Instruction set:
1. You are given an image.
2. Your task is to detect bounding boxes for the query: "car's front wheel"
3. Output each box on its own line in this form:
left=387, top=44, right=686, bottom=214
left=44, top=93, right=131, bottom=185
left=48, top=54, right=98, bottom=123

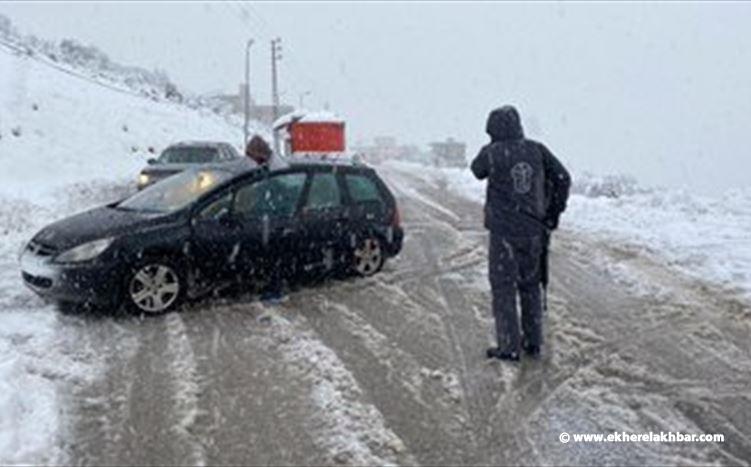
left=352, top=236, right=384, bottom=277
left=125, top=259, right=185, bottom=315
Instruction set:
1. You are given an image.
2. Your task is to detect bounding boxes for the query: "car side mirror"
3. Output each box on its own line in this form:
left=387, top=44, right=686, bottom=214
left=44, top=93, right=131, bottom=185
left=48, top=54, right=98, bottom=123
left=147, top=158, right=158, bottom=165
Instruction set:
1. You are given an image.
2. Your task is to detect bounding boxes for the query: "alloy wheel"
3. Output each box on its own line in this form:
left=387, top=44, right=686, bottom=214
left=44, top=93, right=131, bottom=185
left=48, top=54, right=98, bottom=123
left=354, top=238, right=383, bottom=277
left=128, top=264, right=180, bottom=313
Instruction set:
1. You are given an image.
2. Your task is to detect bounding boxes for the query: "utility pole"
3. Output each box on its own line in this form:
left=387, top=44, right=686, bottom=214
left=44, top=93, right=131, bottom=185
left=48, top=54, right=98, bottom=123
left=243, top=39, right=254, bottom=147
left=271, top=38, right=282, bottom=119
left=270, top=37, right=282, bottom=155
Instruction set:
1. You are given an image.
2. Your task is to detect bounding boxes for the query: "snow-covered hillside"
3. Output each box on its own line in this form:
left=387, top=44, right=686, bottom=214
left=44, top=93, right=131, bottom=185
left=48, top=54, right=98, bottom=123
left=0, top=44, right=261, bottom=463
left=383, top=161, right=751, bottom=302
left=0, top=45, right=265, bottom=201
left=0, top=14, right=184, bottom=103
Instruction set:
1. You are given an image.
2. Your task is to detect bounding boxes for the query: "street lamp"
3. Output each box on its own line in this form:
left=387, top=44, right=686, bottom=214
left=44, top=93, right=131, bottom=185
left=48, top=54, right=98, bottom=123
left=243, top=38, right=255, bottom=147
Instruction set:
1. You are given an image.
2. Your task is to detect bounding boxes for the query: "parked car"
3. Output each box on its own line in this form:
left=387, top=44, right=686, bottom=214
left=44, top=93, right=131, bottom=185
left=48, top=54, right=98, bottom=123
left=20, top=159, right=403, bottom=314
left=137, top=141, right=241, bottom=189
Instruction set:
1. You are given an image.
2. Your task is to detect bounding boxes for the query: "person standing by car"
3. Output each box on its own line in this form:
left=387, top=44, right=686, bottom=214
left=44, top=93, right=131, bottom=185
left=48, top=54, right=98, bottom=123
left=471, top=105, right=571, bottom=362
left=245, top=135, right=273, bottom=166
left=244, top=134, right=286, bottom=302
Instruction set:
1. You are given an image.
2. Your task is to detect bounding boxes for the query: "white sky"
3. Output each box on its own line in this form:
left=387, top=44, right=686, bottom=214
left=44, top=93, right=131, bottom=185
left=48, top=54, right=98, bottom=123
left=2, top=1, right=751, bottom=194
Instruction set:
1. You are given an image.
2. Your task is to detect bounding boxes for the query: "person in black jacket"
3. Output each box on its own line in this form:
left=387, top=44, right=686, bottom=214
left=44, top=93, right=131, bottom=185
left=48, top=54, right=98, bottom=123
left=471, top=106, right=571, bottom=361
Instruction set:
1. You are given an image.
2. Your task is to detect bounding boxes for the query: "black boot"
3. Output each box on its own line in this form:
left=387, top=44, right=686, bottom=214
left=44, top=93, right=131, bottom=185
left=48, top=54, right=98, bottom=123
left=486, top=347, right=520, bottom=362
left=523, top=343, right=541, bottom=359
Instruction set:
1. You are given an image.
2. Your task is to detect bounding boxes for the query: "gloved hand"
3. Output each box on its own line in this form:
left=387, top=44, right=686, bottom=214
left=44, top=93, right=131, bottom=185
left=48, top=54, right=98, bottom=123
left=544, top=215, right=559, bottom=231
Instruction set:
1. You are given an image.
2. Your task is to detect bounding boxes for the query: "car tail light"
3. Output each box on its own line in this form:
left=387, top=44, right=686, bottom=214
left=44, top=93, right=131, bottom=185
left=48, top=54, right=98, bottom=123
left=392, top=207, right=401, bottom=228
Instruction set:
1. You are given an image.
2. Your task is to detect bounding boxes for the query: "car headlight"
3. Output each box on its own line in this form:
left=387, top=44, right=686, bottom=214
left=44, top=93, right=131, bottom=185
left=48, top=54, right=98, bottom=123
left=54, top=237, right=114, bottom=264
left=138, top=173, right=150, bottom=186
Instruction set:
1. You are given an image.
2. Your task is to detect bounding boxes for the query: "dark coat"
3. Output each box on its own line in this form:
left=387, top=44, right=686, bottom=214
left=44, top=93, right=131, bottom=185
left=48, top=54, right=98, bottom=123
left=471, top=106, right=571, bottom=236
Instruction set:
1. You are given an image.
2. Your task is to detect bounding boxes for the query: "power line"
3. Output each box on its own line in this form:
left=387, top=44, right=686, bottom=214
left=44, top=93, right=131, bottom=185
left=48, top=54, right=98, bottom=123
left=236, top=2, right=324, bottom=107
left=227, top=2, right=266, bottom=38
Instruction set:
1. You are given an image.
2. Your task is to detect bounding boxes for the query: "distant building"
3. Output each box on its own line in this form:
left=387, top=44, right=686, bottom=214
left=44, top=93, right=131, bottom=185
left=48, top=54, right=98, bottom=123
left=208, top=84, right=293, bottom=126
left=429, top=138, right=467, bottom=167
left=352, top=136, right=426, bottom=164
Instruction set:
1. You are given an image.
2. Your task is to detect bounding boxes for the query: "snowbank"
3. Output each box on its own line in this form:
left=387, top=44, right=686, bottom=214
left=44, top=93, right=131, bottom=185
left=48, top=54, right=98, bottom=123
left=567, top=187, right=751, bottom=299
left=0, top=311, right=58, bottom=464
left=382, top=160, right=751, bottom=300
left=0, top=194, right=102, bottom=465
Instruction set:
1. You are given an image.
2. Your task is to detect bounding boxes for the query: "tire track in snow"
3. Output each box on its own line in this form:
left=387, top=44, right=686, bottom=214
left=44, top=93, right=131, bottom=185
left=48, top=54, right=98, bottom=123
left=330, top=300, right=465, bottom=410
left=164, top=313, right=206, bottom=466
left=60, top=316, right=144, bottom=464
left=260, top=309, right=416, bottom=466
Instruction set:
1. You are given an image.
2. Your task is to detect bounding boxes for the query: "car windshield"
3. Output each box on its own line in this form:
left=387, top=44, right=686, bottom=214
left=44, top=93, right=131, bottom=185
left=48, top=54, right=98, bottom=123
left=159, top=146, right=220, bottom=164
left=118, top=169, right=233, bottom=213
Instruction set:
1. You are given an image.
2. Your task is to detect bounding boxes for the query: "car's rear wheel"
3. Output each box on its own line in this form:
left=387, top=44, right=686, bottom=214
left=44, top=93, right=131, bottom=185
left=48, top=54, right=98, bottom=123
left=352, top=236, right=384, bottom=277
left=125, top=259, right=185, bottom=315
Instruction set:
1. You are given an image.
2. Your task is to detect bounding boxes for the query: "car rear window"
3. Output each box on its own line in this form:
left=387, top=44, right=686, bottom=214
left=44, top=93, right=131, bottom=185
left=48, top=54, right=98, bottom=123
left=345, top=173, right=383, bottom=203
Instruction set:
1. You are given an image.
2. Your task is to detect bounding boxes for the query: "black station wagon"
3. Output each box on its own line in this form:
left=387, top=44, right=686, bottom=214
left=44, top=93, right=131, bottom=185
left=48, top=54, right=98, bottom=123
left=20, top=159, right=403, bottom=314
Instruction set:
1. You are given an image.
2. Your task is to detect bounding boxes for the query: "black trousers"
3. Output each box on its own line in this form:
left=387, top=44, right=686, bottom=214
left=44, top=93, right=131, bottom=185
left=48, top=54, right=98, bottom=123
left=488, top=233, right=544, bottom=353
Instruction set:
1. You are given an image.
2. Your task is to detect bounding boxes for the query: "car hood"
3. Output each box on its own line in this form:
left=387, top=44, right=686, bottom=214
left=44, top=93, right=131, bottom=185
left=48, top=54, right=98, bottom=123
left=32, top=205, right=174, bottom=251
left=141, top=163, right=207, bottom=176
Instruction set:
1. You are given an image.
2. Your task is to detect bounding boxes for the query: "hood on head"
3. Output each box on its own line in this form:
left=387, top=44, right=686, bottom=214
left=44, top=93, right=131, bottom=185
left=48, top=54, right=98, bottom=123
left=245, top=135, right=272, bottom=164
left=486, top=106, right=524, bottom=142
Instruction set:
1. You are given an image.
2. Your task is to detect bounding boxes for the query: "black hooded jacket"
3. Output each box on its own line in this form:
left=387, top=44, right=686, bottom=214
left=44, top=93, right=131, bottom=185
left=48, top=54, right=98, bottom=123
left=471, top=106, right=571, bottom=236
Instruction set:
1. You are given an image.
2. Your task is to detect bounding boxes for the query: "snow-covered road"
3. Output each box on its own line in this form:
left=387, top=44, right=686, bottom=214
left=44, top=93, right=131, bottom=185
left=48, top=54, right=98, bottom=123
left=2, top=164, right=749, bottom=465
